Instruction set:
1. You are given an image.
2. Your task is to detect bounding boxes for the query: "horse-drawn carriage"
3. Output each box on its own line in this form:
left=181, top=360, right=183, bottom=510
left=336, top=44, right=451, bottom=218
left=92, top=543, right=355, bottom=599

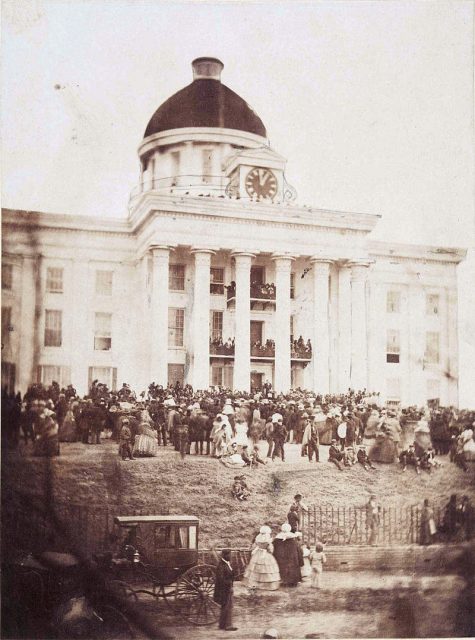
left=98, top=514, right=220, bottom=626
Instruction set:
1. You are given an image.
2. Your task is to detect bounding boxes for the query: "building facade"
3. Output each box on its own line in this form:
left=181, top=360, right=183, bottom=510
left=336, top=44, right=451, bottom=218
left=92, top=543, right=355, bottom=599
left=1, top=58, right=465, bottom=405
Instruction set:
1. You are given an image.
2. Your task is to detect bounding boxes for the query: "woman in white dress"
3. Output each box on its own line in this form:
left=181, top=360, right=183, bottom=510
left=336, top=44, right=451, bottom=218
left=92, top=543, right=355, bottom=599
left=243, top=526, right=281, bottom=590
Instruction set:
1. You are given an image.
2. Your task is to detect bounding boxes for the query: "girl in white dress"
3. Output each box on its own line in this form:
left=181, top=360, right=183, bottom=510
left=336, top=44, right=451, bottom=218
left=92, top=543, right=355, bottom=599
left=309, top=542, right=326, bottom=589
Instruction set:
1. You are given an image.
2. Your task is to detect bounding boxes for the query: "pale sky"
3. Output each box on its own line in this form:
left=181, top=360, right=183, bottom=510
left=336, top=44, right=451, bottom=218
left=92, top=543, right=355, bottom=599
left=2, top=0, right=474, bottom=403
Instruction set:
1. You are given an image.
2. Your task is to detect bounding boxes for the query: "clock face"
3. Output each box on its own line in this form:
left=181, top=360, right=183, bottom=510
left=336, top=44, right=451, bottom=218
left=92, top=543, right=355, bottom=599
left=245, top=167, right=278, bottom=200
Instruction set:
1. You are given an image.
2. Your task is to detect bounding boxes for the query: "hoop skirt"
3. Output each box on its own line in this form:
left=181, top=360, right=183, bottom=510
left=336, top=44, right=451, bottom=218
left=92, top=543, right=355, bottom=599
left=133, top=424, right=158, bottom=457
left=243, top=542, right=280, bottom=590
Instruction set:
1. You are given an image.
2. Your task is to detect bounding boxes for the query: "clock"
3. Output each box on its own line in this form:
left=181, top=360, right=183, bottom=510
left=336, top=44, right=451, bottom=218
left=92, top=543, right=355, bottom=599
left=245, top=167, right=278, bottom=200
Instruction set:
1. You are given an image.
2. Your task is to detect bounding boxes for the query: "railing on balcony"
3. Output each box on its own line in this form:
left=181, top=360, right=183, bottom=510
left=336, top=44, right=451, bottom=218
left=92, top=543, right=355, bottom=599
left=210, top=340, right=235, bottom=357
left=251, top=341, right=275, bottom=358
left=291, top=338, right=312, bottom=361
left=209, top=338, right=313, bottom=361
left=226, top=283, right=276, bottom=301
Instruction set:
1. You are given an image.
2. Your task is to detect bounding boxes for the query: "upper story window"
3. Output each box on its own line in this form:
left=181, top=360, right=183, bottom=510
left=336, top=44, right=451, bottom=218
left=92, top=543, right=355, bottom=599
left=425, top=331, right=440, bottom=364
left=387, top=290, right=400, bottom=313
left=95, top=270, right=113, bottom=296
left=2, top=264, right=12, bottom=291
left=2, top=307, right=12, bottom=348
left=169, top=264, right=185, bottom=291
left=168, top=308, right=184, bottom=347
left=202, top=149, right=213, bottom=184
left=211, top=311, right=223, bottom=342
left=44, top=310, right=62, bottom=347
left=210, top=267, right=224, bottom=295
left=386, top=329, right=400, bottom=363
left=46, top=267, right=64, bottom=293
left=171, top=151, right=180, bottom=185
left=94, top=312, right=112, bottom=351
left=290, top=273, right=295, bottom=299
left=426, top=294, right=439, bottom=316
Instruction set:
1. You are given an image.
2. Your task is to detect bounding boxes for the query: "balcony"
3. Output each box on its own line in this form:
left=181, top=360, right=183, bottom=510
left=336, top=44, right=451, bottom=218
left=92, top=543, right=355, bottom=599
left=209, top=338, right=313, bottom=365
left=226, top=282, right=276, bottom=310
left=210, top=340, right=235, bottom=359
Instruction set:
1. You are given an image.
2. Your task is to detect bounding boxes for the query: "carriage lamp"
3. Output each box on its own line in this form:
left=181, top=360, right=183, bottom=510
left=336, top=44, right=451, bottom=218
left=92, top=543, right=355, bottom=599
left=133, top=549, right=140, bottom=563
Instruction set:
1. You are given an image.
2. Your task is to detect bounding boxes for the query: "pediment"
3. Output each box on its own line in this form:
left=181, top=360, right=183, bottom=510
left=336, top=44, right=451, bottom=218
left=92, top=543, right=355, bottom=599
left=224, top=145, right=287, bottom=175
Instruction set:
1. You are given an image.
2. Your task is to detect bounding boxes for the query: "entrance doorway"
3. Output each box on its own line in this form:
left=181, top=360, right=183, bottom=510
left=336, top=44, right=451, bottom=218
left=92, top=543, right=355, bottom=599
left=251, top=266, right=265, bottom=285
left=251, top=372, right=264, bottom=391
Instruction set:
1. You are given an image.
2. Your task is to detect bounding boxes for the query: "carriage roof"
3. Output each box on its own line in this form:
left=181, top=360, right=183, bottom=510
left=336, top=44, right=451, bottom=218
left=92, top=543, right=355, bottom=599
left=114, top=515, right=199, bottom=526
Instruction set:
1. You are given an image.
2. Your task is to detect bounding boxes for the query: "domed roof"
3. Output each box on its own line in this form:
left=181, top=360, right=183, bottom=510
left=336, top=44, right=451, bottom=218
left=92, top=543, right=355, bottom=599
left=143, top=58, right=267, bottom=139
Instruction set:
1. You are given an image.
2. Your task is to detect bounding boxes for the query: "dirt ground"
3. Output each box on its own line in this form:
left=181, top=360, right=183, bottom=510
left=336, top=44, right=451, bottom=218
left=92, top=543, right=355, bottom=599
left=129, top=571, right=466, bottom=639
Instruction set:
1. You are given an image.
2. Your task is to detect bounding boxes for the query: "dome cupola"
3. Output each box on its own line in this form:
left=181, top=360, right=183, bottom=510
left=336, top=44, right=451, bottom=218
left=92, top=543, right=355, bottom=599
left=143, top=57, right=267, bottom=139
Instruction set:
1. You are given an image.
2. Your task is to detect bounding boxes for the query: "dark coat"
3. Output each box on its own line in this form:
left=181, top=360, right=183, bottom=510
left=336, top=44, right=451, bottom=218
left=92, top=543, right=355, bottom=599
left=273, top=537, right=302, bottom=585
left=213, top=558, right=234, bottom=605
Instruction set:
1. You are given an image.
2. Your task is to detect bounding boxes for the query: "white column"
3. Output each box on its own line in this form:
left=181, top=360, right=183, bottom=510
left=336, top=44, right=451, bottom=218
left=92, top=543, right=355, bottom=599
left=338, top=262, right=352, bottom=392
left=349, top=260, right=371, bottom=391
left=446, top=285, right=459, bottom=407
left=18, top=255, right=38, bottom=393
left=191, top=248, right=215, bottom=391
left=311, top=258, right=332, bottom=395
left=70, top=260, right=90, bottom=395
left=408, top=284, right=426, bottom=405
left=367, top=282, right=387, bottom=399
left=233, top=252, right=254, bottom=392
left=150, top=245, right=172, bottom=387
left=273, top=254, right=295, bottom=393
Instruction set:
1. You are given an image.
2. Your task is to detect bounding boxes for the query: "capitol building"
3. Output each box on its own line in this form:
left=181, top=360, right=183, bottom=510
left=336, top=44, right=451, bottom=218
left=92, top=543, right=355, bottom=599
left=1, top=57, right=465, bottom=405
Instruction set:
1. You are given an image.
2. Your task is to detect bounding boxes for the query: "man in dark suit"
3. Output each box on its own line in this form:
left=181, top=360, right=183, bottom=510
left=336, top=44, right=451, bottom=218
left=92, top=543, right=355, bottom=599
left=213, top=549, right=237, bottom=631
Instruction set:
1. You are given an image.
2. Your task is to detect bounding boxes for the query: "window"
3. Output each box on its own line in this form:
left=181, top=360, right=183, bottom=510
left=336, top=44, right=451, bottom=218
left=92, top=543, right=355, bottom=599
left=95, top=270, right=113, bottom=296
left=251, top=266, right=265, bottom=285
left=44, top=310, right=62, bottom=347
left=94, top=312, right=112, bottom=350
left=171, top=151, right=180, bottom=185
left=386, top=329, right=400, bottom=363
left=37, top=365, right=71, bottom=387
left=88, top=366, right=117, bottom=391
left=46, top=267, right=63, bottom=293
left=425, top=331, right=440, bottom=364
left=387, top=290, right=400, bottom=313
left=290, top=273, right=295, bottom=299
left=290, top=315, right=295, bottom=341
left=168, top=308, right=184, bottom=347
left=202, top=149, right=213, bottom=184
left=250, top=320, right=263, bottom=344
left=2, top=307, right=12, bottom=349
left=1, top=362, right=15, bottom=394
left=210, top=267, right=224, bottom=295
left=168, top=363, right=185, bottom=385
left=386, top=378, right=401, bottom=401
left=427, top=379, right=440, bottom=401
left=169, top=264, right=185, bottom=291
left=211, top=311, right=223, bottom=341
left=426, top=294, right=439, bottom=316
left=211, top=365, right=224, bottom=386
left=2, top=264, right=12, bottom=290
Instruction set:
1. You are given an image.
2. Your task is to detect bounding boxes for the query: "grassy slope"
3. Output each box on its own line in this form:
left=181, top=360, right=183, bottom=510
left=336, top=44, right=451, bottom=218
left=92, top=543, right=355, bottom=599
left=3, top=441, right=475, bottom=548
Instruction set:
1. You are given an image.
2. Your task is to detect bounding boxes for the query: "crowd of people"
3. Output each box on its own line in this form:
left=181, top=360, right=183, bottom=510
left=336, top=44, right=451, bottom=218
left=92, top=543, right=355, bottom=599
left=2, top=381, right=475, bottom=476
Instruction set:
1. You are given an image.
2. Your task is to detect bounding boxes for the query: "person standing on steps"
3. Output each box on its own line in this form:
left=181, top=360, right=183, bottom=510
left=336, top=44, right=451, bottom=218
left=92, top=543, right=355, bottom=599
left=366, top=495, right=381, bottom=546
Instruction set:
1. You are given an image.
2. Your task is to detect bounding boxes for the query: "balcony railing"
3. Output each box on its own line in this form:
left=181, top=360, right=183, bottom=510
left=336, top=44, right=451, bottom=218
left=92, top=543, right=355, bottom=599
left=226, top=283, right=276, bottom=301
left=210, top=341, right=235, bottom=356
left=251, top=341, right=275, bottom=358
left=209, top=338, right=312, bottom=361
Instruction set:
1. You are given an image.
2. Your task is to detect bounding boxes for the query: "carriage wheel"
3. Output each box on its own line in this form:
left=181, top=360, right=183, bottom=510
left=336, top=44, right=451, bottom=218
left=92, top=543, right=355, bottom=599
left=175, top=564, right=219, bottom=626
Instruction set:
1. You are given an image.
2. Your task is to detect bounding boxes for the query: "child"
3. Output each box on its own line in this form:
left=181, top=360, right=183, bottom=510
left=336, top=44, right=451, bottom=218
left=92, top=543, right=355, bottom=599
left=231, top=476, right=246, bottom=501
left=301, top=544, right=312, bottom=580
left=309, top=541, right=326, bottom=588
left=239, top=475, right=251, bottom=499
